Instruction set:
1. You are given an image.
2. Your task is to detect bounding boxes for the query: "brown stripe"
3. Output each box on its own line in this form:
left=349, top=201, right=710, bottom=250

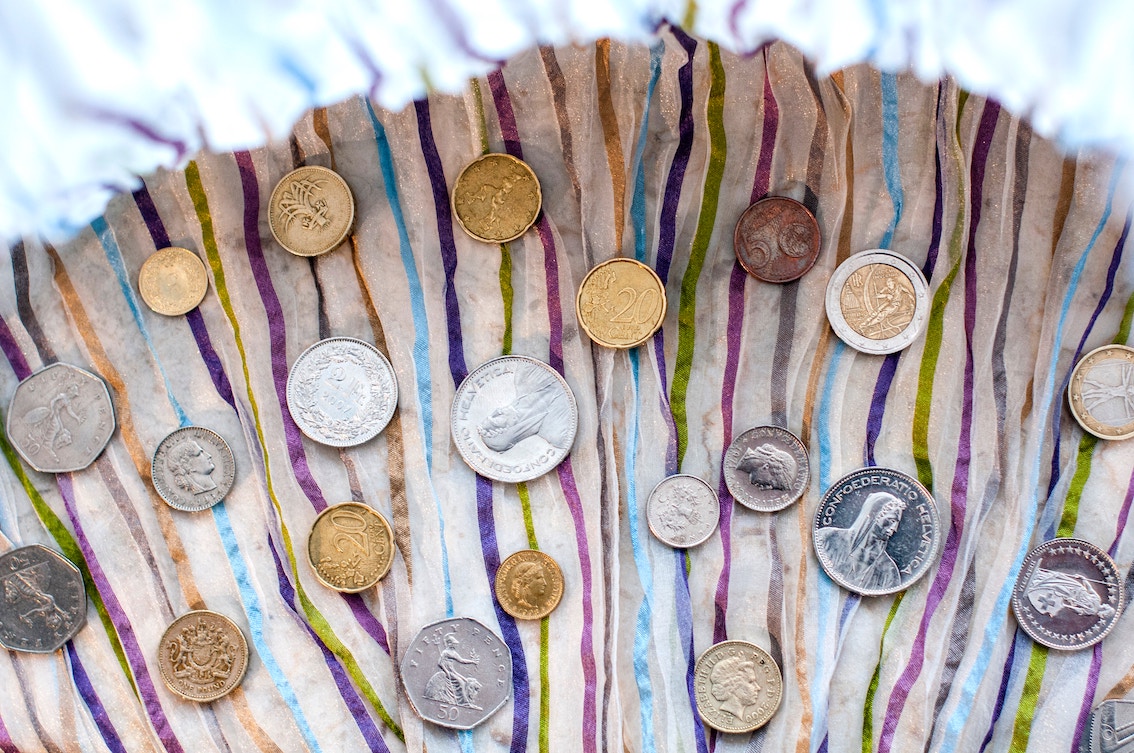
left=313, top=107, right=337, bottom=171
left=595, top=40, right=627, bottom=255
left=1052, top=157, right=1077, bottom=257
left=11, top=240, right=56, bottom=364
left=539, top=46, right=583, bottom=208
left=228, top=688, right=287, bottom=753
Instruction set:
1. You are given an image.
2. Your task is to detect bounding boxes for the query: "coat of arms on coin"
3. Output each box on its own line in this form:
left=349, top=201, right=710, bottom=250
left=157, top=610, right=248, bottom=702
left=576, top=258, right=667, bottom=348
left=0, top=545, right=86, bottom=653
left=1068, top=344, right=1134, bottom=440
left=825, top=250, right=929, bottom=355
left=694, top=640, right=782, bottom=733
left=495, top=549, right=564, bottom=620
left=138, top=247, right=209, bottom=316
left=452, top=153, right=542, bottom=243
left=268, top=165, right=355, bottom=256
left=307, top=503, right=395, bottom=592
left=151, top=427, right=235, bottom=512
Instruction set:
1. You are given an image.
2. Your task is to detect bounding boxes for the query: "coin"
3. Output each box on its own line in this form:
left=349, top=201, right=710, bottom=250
left=138, top=247, right=208, bottom=316
left=0, top=545, right=86, bottom=653
left=723, top=426, right=810, bottom=512
left=268, top=165, right=354, bottom=257
left=1068, top=344, right=1134, bottom=440
left=307, top=503, right=395, bottom=592
left=401, top=616, right=512, bottom=730
left=733, top=197, right=821, bottom=283
left=824, top=250, right=929, bottom=355
left=1084, top=699, right=1134, bottom=753
left=451, top=355, right=577, bottom=483
left=494, top=549, right=564, bottom=620
left=813, top=467, right=941, bottom=596
left=576, top=258, right=667, bottom=348
left=6, top=362, right=116, bottom=473
left=151, top=427, right=235, bottom=512
left=157, top=610, right=248, bottom=702
left=286, top=337, right=398, bottom=447
left=1011, top=538, right=1123, bottom=651
left=646, top=475, right=719, bottom=548
left=451, top=153, right=542, bottom=243
left=694, top=640, right=782, bottom=733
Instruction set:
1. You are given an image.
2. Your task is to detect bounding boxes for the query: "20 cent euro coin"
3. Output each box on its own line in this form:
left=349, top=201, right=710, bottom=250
left=307, top=502, right=395, bottom=593
left=576, top=258, right=667, bottom=348
left=451, top=153, right=541, bottom=243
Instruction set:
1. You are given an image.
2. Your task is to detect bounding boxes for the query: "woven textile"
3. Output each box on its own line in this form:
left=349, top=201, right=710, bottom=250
left=1, top=31, right=1133, bottom=753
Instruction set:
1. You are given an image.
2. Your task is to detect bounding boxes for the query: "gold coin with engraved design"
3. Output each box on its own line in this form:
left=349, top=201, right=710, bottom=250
left=839, top=263, right=917, bottom=340
left=268, top=165, right=355, bottom=256
left=138, top=247, right=208, bottom=316
left=495, top=549, right=564, bottom=620
left=451, top=153, right=542, bottom=242
left=576, top=258, right=667, bottom=348
left=307, top=502, right=395, bottom=592
left=157, top=610, right=248, bottom=702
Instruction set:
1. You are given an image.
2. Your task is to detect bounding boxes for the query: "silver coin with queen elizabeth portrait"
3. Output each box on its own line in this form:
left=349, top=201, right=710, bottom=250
left=813, top=467, right=941, bottom=596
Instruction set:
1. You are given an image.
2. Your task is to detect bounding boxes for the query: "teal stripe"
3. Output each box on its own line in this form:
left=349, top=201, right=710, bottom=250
left=631, top=41, right=665, bottom=265
left=879, top=73, right=903, bottom=249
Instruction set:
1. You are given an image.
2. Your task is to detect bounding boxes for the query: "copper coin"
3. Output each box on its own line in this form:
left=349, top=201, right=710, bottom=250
left=494, top=549, right=564, bottom=620
left=307, top=502, right=395, bottom=592
left=157, top=610, right=248, bottom=702
left=138, top=247, right=208, bottom=316
left=733, top=197, right=821, bottom=283
left=451, top=154, right=542, bottom=243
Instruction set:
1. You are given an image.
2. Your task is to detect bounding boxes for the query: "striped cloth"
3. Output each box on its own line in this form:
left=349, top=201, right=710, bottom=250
left=1, top=30, right=1133, bottom=753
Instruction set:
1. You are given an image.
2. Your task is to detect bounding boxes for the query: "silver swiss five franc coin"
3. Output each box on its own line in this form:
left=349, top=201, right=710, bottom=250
left=813, top=467, right=941, bottom=596
left=286, top=337, right=398, bottom=447
left=647, top=474, right=720, bottom=548
left=723, top=426, right=810, bottom=512
left=451, top=355, right=577, bottom=483
left=151, top=427, right=236, bottom=512
left=0, top=544, right=87, bottom=652
left=694, top=640, right=783, bottom=733
left=825, top=250, right=929, bottom=355
left=7, top=362, right=116, bottom=473
left=401, top=616, right=512, bottom=730
left=1012, top=538, right=1123, bottom=651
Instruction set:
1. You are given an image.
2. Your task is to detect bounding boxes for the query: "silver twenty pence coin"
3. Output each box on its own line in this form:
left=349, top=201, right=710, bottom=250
left=451, top=355, right=578, bottom=483
left=813, top=467, right=941, bottom=596
left=1012, top=538, right=1123, bottom=651
left=1085, top=699, right=1134, bottom=753
left=6, top=363, right=115, bottom=473
left=723, top=426, right=810, bottom=512
left=401, top=616, right=512, bottom=730
left=151, top=427, right=236, bottom=512
left=646, top=474, right=719, bottom=548
left=825, top=250, right=929, bottom=355
left=286, top=337, right=398, bottom=447
left=694, top=640, right=783, bottom=733
left=0, top=544, right=86, bottom=652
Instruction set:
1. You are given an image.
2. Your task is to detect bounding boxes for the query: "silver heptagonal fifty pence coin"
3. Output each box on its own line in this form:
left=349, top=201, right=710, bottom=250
left=646, top=474, right=719, bottom=548
left=286, top=337, right=398, bottom=447
left=401, top=616, right=512, bottom=730
left=151, top=427, right=236, bottom=512
left=723, top=425, right=810, bottom=512
left=0, top=544, right=87, bottom=653
left=1084, top=699, right=1134, bottom=753
left=451, top=355, right=578, bottom=483
left=813, top=467, right=941, bottom=596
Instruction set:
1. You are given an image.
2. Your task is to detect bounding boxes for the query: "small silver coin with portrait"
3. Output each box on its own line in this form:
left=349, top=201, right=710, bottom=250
left=813, top=467, right=941, bottom=596
left=694, top=640, right=782, bottom=733
left=646, top=474, right=719, bottom=548
left=151, top=427, right=235, bottom=512
left=723, top=426, right=810, bottom=512
left=451, top=355, right=577, bottom=484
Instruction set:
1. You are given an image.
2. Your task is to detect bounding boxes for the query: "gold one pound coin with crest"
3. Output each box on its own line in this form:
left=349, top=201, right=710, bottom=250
left=307, top=502, right=395, bottom=592
left=268, top=165, right=355, bottom=256
left=157, top=610, right=248, bottom=702
left=577, top=258, right=667, bottom=348
left=451, top=153, right=542, bottom=243
left=139, top=247, right=208, bottom=316
left=495, top=549, right=564, bottom=620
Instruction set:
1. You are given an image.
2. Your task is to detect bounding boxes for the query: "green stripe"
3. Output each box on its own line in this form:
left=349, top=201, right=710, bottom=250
left=862, top=594, right=903, bottom=752
left=0, top=429, right=137, bottom=696
left=1011, top=644, right=1049, bottom=750
left=671, top=42, right=726, bottom=468
left=186, top=162, right=404, bottom=740
left=1058, top=434, right=1098, bottom=538
left=1117, top=284, right=1134, bottom=343
left=501, top=244, right=514, bottom=356
left=471, top=78, right=490, bottom=156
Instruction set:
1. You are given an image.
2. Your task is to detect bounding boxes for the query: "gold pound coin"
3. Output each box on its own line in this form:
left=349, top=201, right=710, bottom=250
left=157, top=610, right=248, bottom=702
left=452, top=153, right=542, bottom=243
left=138, top=247, right=208, bottom=316
left=494, top=549, right=564, bottom=620
left=576, top=258, right=667, bottom=348
left=1068, top=344, right=1134, bottom=440
left=268, top=165, right=355, bottom=257
left=307, top=502, right=395, bottom=592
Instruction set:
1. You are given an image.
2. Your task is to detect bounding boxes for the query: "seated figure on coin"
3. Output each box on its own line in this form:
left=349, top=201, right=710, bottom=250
left=709, top=655, right=762, bottom=720
left=815, top=492, right=905, bottom=592
left=423, top=633, right=483, bottom=709
left=509, top=561, right=549, bottom=611
left=478, top=362, right=572, bottom=453
left=167, top=440, right=218, bottom=495
left=736, top=443, right=797, bottom=492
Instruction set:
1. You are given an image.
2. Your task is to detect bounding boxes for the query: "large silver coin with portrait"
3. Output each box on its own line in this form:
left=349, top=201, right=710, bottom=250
left=451, top=356, right=577, bottom=483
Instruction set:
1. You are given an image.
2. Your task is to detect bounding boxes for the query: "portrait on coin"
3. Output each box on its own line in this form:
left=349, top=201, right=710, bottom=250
left=815, top=491, right=906, bottom=591
left=166, top=440, right=217, bottom=495
left=736, top=443, right=797, bottom=492
left=709, top=655, right=762, bottom=720
left=477, top=361, right=573, bottom=452
left=509, top=561, right=549, bottom=611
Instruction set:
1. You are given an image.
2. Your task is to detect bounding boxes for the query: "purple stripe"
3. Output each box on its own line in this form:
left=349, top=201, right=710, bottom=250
left=676, top=550, right=709, bottom=753
left=0, top=710, right=18, bottom=753
left=488, top=70, right=522, bottom=159
left=0, top=314, right=31, bottom=380
left=750, top=55, right=779, bottom=203
left=132, top=186, right=171, bottom=248
left=654, top=28, right=697, bottom=286
left=67, top=643, right=128, bottom=753
left=11, top=241, right=56, bottom=364
left=978, top=634, right=1021, bottom=752
left=233, top=151, right=328, bottom=512
left=343, top=594, right=390, bottom=655
left=877, top=100, right=1000, bottom=753
left=864, top=353, right=900, bottom=465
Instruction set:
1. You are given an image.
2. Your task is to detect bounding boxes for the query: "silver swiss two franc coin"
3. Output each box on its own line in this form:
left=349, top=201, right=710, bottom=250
left=724, top=426, right=810, bottom=512
left=151, top=427, right=235, bottom=512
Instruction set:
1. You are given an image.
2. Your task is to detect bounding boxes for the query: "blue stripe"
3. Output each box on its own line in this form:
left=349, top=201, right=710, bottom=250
left=941, top=164, right=1123, bottom=751
left=879, top=73, right=904, bottom=250
left=631, top=42, right=665, bottom=265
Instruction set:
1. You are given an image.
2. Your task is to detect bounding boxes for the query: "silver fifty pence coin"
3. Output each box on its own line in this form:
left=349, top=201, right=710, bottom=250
left=286, top=337, right=398, bottom=447
left=1011, top=538, right=1123, bottom=651
left=451, top=355, right=577, bottom=483
left=401, top=616, right=512, bottom=730
left=151, top=427, right=236, bottom=512
left=723, top=426, right=810, bottom=512
left=6, top=363, right=115, bottom=473
left=0, top=544, right=86, bottom=652
left=646, top=474, right=720, bottom=548
left=825, top=250, right=929, bottom=355
left=813, top=467, right=941, bottom=596
left=1084, top=699, right=1134, bottom=753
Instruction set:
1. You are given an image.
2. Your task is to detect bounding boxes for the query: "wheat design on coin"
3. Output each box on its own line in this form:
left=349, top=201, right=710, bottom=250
left=158, top=611, right=248, bottom=702
left=307, top=503, right=395, bottom=592
left=724, top=426, right=810, bottom=512
left=452, top=154, right=541, bottom=243
left=151, top=427, right=235, bottom=512
left=138, top=247, right=208, bottom=316
left=694, top=641, right=783, bottom=733
left=646, top=475, right=719, bottom=548
left=268, top=165, right=354, bottom=256
left=1068, top=344, right=1134, bottom=440
left=733, top=197, right=821, bottom=283
left=0, top=545, right=86, bottom=653
left=576, top=258, right=667, bottom=348
left=825, top=250, right=929, bottom=355
left=495, top=550, right=564, bottom=620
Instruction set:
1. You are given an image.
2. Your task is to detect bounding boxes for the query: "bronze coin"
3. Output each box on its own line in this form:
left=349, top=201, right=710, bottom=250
left=576, top=258, right=667, bottom=348
left=138, top=247, right=208, bottom=316
left=307, top=502, right=395, bottom=592
left=494, top=549, right=564, bottom=619
left=451, top=154, right=542, bottom=243
left=733, top=197, right=821, bottom=283
left=157, top=610, right=248, bottom=702
left=268, top=166, right=355, bottom=257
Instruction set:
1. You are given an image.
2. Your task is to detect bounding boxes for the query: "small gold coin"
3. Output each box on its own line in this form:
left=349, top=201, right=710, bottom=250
left=157, top=610, right=248, bottom=702
left=451, top=154, right=542, bottom=243
left=138, top=247, right=208, bottom=316
left=268, top=165, right=354, bottom=256
left=307, top=502, right=395, bottom=592
left=1068, top=344, right=1134, bottom=440
left=494, top=549, right=564, bottom=620
left=576, top=258, right=667, bottom=348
